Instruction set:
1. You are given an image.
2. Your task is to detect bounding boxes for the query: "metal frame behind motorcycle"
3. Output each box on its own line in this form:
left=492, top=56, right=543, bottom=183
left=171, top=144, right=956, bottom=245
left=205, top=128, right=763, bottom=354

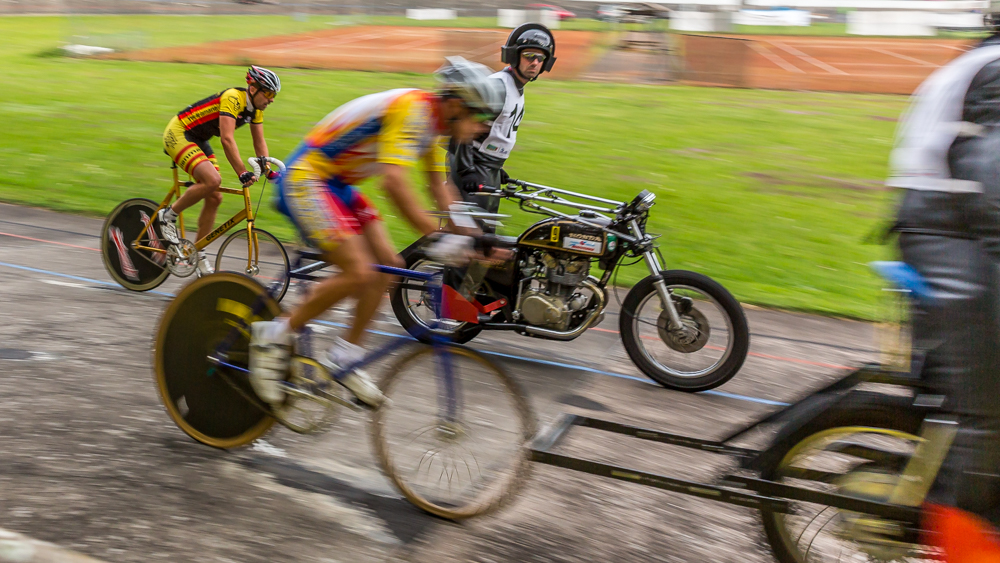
left=531, top=362, right=956, bottom=560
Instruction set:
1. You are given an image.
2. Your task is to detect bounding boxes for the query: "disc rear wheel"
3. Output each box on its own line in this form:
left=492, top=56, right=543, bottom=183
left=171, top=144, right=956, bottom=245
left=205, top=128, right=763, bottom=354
left=154, top=272, right=282, bottom=448
left=101, top=198, right=170, bottom=291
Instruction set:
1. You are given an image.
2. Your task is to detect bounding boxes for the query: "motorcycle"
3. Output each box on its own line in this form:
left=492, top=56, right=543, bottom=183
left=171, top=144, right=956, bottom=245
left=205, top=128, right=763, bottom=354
left=390, top=179, right=750, bottom=392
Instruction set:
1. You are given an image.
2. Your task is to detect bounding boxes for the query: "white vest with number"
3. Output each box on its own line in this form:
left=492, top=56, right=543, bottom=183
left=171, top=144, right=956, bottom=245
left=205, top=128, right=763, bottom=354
left=888, top=44, right=1000, bottom=194
left=473, top=70, right=524, bottom=160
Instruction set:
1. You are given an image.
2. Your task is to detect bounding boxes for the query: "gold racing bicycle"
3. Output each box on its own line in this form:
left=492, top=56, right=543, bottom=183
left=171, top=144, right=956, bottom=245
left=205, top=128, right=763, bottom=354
left=100, top=156, right=291, bottom=300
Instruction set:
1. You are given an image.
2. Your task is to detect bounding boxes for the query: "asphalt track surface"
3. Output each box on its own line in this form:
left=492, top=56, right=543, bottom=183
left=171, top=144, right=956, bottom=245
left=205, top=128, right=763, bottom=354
left=0, top=201, right=880, bottom=562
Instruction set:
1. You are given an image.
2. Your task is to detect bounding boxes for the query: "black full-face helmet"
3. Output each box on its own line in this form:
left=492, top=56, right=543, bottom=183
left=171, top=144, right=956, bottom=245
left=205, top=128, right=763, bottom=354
left=501, top=23, right=556, bottom=78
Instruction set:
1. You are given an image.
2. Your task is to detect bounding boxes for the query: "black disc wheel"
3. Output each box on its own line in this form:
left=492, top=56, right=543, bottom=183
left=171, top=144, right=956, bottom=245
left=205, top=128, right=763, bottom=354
left=154, top=272, right=282, bottom=449
left=100, top=198, right=171, bottom=291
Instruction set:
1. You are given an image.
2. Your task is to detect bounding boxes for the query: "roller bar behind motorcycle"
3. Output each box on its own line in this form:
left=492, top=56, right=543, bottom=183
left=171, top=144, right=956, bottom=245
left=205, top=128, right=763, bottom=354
left=391, top=179, right=750, bottom=392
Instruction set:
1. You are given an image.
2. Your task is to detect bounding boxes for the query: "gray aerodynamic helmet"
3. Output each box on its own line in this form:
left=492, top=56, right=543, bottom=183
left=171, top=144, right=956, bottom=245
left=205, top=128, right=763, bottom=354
left=246, top=65, right=281, bottom=93
left=434, top=56, right=505, bottom=120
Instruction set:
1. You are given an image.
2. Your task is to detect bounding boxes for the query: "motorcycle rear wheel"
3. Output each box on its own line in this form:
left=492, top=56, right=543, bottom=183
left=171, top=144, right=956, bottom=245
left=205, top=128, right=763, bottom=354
left=389, top=249, right=483, bottom=345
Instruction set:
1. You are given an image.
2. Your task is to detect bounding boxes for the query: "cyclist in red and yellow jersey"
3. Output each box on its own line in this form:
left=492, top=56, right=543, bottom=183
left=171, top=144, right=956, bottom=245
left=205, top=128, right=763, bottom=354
left=248, top=58, right=506, bottom=408
left=158, top=65, right=280, bottom=275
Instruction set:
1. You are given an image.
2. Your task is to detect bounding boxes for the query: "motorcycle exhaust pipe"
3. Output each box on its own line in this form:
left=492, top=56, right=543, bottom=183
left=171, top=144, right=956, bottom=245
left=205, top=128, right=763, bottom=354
left=485, top=280, right=607, bottom=342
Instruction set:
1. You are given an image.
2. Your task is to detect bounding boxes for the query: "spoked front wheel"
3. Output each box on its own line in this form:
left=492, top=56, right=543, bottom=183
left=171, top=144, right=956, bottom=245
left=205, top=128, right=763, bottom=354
left=215, top=227, right=290, bottom=302
left=372, top=344, right=536, bottom=519
left=759, top=396, right=928, bottom=563
left=100, top=198, right=170, bottom=291
left=619, top=271, right=749, bottom=391
left=154, top=272, right=282, bottom=448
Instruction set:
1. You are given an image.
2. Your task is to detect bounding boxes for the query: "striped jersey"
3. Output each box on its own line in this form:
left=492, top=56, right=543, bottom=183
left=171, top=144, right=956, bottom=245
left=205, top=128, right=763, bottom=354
left=176, top=87, right=263, bottom=142
left=298, top=88, right=446, bottom=184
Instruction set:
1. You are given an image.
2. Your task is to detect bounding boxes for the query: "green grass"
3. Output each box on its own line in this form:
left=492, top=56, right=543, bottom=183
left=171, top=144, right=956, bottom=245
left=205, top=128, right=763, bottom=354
left=0, top=15, right=911, bottom=320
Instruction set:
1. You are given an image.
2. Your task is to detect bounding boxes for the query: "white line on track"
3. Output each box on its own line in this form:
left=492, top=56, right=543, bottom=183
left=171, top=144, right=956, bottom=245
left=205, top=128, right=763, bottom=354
left=866, top=47, right=939, bottom=68
left=749, top=42, right=804, bottom=73
left=768, top=40, right=849, bottom=76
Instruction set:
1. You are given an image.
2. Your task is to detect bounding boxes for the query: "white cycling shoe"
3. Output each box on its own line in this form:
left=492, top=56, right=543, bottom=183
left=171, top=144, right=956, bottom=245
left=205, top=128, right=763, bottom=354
left=156, top=207, right=181, bottom=245
left=322, top=337, right=386, bottom=408
left=249, top=320, right=294, bottom=405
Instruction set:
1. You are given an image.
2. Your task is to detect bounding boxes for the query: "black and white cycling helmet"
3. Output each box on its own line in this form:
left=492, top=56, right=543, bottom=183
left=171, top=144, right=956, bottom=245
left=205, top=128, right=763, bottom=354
left=435, top=57, right=506, bottom=120
left=246, top=65, right=281, bottom=93
left=501, top=23, right=556, bottom=76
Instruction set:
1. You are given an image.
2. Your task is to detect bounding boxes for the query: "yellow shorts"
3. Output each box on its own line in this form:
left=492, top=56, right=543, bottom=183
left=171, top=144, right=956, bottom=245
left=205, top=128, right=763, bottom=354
left=163, top=116, right=219, bottom=175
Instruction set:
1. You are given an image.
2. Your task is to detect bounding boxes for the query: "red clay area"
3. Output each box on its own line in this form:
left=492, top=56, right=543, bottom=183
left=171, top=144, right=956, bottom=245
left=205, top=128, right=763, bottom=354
left=683, top=34, right=976, bottom=95
left=106, top=26, right=599, bottom=79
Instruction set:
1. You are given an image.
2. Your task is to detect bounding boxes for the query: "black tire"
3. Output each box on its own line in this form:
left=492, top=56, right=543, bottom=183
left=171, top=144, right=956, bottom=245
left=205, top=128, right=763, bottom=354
left=389, top=248, right=483, bottom=345
left=100, top=198, right=171, bottom=291
left=619, top=271, right=749, bottom=391
left=214, top=227, right=290, bottom=302
left=154, top=272, right=282, bottom=449
left=758, top=395, right=925, bottom=563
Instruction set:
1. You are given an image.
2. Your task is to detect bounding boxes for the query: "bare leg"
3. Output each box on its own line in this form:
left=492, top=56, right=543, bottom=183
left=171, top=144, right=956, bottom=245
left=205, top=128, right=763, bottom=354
left=344, top=221, right=404, bottom=345
left=196, top=190, right=223, bottom=243
left=286, top=236, right=376, bottom=332
left=170, top=161, right=222, bottom=240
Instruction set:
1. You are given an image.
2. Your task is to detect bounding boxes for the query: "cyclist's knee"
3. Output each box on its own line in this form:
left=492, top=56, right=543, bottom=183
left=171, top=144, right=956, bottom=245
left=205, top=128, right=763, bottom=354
left=205, top=174, right=222, bottom=191
left=204, top=191, right=223, bottom=208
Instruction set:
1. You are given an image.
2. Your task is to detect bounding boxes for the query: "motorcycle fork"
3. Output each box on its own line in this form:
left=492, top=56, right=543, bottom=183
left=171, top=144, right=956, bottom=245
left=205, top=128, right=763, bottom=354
left=632, top=219, right=684, bottom=331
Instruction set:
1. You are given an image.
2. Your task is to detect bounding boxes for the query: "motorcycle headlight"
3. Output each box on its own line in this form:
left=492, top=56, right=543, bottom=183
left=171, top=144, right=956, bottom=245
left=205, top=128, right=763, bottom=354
left=632, top=190, right=656, bottom=213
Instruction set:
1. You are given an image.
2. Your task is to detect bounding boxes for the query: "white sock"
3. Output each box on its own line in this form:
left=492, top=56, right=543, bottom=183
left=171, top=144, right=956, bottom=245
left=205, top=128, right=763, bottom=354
left=261, top=318, right=292, bottom=344
left=163, top=207, right=178, bottom=222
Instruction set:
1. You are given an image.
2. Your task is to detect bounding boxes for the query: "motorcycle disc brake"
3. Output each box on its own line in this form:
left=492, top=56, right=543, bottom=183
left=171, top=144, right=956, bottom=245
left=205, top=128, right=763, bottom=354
left=657, top=305, right=710, bottom=353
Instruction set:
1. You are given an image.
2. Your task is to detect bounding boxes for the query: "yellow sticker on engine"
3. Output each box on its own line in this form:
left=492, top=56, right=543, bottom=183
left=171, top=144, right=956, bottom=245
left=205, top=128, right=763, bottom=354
left=550, top=225, right=560, bottom=242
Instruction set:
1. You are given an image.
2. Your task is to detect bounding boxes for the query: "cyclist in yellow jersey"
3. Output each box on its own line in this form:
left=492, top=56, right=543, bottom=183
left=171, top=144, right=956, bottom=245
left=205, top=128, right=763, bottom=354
left=158, top=65, right=281, bottom=275
left=248, top=58, right=506, bottom=408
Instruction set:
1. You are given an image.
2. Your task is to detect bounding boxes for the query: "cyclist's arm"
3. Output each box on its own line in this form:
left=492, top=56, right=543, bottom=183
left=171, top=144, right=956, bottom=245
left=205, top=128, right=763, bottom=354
left=219, top=115, right=248, bottom=177
left=424, top=139, right=458, bottom=212
left=249, top=122, right=269, bottom=159
left=425, top=169, right=458, bottom=212
left=381, top=163, right=438, bottom=236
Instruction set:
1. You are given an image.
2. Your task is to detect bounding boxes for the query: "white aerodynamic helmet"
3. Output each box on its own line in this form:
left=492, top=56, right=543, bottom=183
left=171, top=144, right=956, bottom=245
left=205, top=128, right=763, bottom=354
left=434, top=57, right=505, bottom=121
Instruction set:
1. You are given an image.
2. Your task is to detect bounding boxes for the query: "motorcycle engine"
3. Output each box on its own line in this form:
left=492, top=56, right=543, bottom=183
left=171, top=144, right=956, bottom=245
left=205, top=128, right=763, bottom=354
left=516, top=251, right=593, bottom=331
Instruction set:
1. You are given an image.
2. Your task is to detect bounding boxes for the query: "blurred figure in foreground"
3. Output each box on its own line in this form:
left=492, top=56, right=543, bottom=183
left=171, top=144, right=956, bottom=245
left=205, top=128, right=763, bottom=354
left=888, top=3, right=1000, bottom=558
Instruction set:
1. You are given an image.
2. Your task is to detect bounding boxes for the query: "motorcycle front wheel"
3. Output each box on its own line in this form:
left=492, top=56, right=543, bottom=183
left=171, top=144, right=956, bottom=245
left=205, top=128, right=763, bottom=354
left=619, top=271, right=749, bottom=391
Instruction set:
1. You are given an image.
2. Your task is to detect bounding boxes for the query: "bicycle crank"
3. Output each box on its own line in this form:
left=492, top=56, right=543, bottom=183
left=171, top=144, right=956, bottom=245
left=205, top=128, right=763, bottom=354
left=166, top=240, right=198, bottom=277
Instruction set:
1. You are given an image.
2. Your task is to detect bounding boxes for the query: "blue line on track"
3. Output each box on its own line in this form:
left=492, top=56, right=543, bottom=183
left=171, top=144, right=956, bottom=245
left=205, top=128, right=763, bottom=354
left=0, top=261, right=790, bottom=408
left=310, top=320, right=790, bottom=407
left=0, top=261, right=175, bottom=297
